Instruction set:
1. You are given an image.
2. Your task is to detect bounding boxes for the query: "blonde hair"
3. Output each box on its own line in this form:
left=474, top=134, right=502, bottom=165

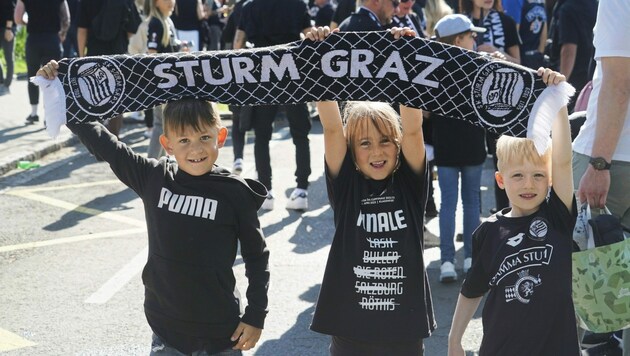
left=495, top=135, right=551, bottom=172
left=424, top=0, right=453, bottom=37
left=342, top=101, right=402, bottom=158
left=150, top=0, right=171, bottom=47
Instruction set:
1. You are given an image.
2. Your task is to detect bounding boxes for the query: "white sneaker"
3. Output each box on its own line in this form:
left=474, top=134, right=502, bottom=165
left=463, top=257, right=472, bottom=274
left=286, top=188, right=308, bottom=210
left=261, top=191, right=274, bottom=210
left=440, top=261, right=457, bottom=283
left=233, top=158, right=243, bottom=175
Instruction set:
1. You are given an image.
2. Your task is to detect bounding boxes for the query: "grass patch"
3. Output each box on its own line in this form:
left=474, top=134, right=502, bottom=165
left=0, top=27, right=27, bottom=76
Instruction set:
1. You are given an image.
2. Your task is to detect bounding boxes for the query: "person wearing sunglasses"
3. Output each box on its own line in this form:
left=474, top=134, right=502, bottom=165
left=338, top=0, right=398, bottom=31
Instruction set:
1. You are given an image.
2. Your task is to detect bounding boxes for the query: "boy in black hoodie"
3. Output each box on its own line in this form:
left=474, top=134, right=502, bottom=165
left=38, top=61, right=270, bottom=356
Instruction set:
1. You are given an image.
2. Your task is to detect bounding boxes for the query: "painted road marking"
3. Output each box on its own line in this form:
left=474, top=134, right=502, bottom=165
left=7, top=190, right=145, bottom=227
left=0, top=228, right=146, bottom=253
left=85, top=246, right=148, bottom=304
left=0, top=328, right=36, bottom=352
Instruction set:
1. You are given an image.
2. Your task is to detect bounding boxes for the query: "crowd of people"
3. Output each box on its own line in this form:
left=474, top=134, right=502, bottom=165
left=5, top=0, right=629, bottom=355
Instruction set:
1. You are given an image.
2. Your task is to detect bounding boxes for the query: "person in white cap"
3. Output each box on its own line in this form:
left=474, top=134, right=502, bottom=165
left=430, top=13, right=489, bottom=284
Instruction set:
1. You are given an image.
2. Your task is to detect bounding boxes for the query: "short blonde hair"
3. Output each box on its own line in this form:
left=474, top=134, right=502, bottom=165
left=495, top=135, right=551, bottom=172
left=342, top=101, right=402, bottom=154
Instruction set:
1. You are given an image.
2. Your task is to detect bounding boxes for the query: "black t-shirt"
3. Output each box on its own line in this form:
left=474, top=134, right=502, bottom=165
left=431, top=113, right=486, bottom=167
left=339, top=7, right=384, bottom=32
left=311, top=151, right=436, bottom=342
left=314, top=3, right=334, bottom=27
left=171, top=0, right=201, bottom=31
left=461, top=189, right=579, bottom=356
left=518, top=0, right=546, bottom=53
left=238, top=0, right=311, bottom=47
left=472, top=10, right=521, bottom=53
left=68, top=122, right=270, bottom=354
left=22, top=0, right=64, bottom=34
left=332, top=0, right=356, bottom=25
left=147, top=17, right=177, bottom=53
left=551, top=0, right=597, bottom=93
left=77, top=0, right=129, bottom=55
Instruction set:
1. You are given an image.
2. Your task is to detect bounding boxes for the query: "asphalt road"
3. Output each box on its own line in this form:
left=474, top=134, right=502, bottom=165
left=0, top=118, right=490, bottom=355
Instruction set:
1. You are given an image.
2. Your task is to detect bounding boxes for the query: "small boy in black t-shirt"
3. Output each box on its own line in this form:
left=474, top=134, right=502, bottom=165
left=448, top=68, right=580, bottom=356
left=37, top=61, right=270, bottom=356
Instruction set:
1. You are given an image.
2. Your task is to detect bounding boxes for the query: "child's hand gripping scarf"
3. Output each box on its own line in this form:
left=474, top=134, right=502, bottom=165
left=33, top=31, right=574, bottom=154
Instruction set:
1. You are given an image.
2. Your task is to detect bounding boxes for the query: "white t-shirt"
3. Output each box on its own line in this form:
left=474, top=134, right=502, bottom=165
left=572, top=0, right=630, bottom=162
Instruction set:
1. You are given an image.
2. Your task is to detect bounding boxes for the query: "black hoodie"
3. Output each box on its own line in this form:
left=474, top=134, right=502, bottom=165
left=69, top=122, right=269, bottom=353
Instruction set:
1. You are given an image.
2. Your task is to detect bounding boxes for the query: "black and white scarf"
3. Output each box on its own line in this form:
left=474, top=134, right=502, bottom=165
left=34, top=31, right=574, bottom=153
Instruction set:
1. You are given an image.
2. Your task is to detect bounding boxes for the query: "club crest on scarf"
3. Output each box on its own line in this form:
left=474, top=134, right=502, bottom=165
left=68, top=58, right=125, bottom=116
left=472, top=61, right=534, bottom=129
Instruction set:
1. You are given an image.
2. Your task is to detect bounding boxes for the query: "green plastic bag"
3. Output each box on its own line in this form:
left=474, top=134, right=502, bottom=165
left=572, top=238, right=630, bottom=332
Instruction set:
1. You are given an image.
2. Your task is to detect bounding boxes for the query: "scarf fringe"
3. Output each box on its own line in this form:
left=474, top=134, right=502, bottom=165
left=30, top=76, right=67, bottom=138
left=527, top=81, right=576, bottom=154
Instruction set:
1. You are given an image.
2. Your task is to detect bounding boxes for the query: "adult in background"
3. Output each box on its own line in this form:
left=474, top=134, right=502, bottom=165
left=0, top=0, right=15, bottom=96
left=14, top=0, right=69, bottom=124
left=423, top=0, right=453, bottom=37
left=313, top=0, right=335, bottom=27
left=77, top=0, right=141, bottom=138
left=460, top=0, right=520, bottom=214
left=503, top=0, right=547, bottom=69
left=330, top=0, right=356, bottom=30
left=392, top=0, right=425, bottom=36
left=547, top=0, right=597, bottom=112
left=62, top=0, right=79, bottom=58
left=171, top=0, right=204, bottom=52
left=339, top=0, right=398, bottom=31
left=572, top=1, right=630, bottom=354
left=234, top=0, right=313, bottom=211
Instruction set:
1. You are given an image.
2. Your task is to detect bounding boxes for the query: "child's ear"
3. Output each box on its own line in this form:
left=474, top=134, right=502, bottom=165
left=217, top=127, right=228, bottom=147
left=495, top=171, right=505, bottom=189
left=159, top=134, right=173, bottom=155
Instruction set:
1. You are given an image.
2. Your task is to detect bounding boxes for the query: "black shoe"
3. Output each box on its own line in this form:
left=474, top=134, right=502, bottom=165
left=425, top=201, right=438, bottom=218
left=25, top=114, right=39, bottom=124
left=456, top=233, right=463, bottom=242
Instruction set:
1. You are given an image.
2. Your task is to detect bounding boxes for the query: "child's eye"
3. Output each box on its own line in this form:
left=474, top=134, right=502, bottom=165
left=360, top=141, right=370, bottom=147
left=201, top=135, right=211, bottom=141
left=380, top=138, right=391, bottom=145
left=178, top=138, right=189, bottom=144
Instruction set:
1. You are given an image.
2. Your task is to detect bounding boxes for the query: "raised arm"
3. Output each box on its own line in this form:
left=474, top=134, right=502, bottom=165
left=539, top=68, right=573, bottom=211
left=306, top=26, right=347, bottom=177
left=399, top=105, right=425, bottom=175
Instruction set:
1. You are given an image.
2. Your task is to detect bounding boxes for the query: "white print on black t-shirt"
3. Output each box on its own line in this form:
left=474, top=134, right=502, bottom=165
left=356, top=209, right=407, bottom=232
left=506, top=233, right=525, bottom=247
left=504, top=269, right=542, bottom=304
left=354, top=195, right=408, bottom=311
left=157, top=187, right=218, bottom=220
left=489, top=245, right=553, bottom=286
left=354, top=266, right=406, bottom=279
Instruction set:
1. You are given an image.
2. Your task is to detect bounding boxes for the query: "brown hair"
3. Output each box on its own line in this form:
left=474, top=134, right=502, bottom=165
left=162, top=99, right=221, bottom=136
left=437, top=31, right=468, bottom=45
left=458, top=0, right=503, bottom=16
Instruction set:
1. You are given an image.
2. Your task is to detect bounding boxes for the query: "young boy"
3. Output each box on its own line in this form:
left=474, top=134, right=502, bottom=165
left=448, top=68, right=579, bottom=356
left=37, top=61, right=270, bottom=356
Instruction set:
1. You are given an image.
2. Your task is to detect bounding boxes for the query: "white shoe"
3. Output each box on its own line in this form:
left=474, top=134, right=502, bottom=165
left=440, top=261, right=457, bottom=283
left=463, top=257, right=472, bottom=274
left=286, top=188, right=308, bottom=210
left=261, top=191, right=274, bottom=210
left=233, top=158, right=243, bottom=175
